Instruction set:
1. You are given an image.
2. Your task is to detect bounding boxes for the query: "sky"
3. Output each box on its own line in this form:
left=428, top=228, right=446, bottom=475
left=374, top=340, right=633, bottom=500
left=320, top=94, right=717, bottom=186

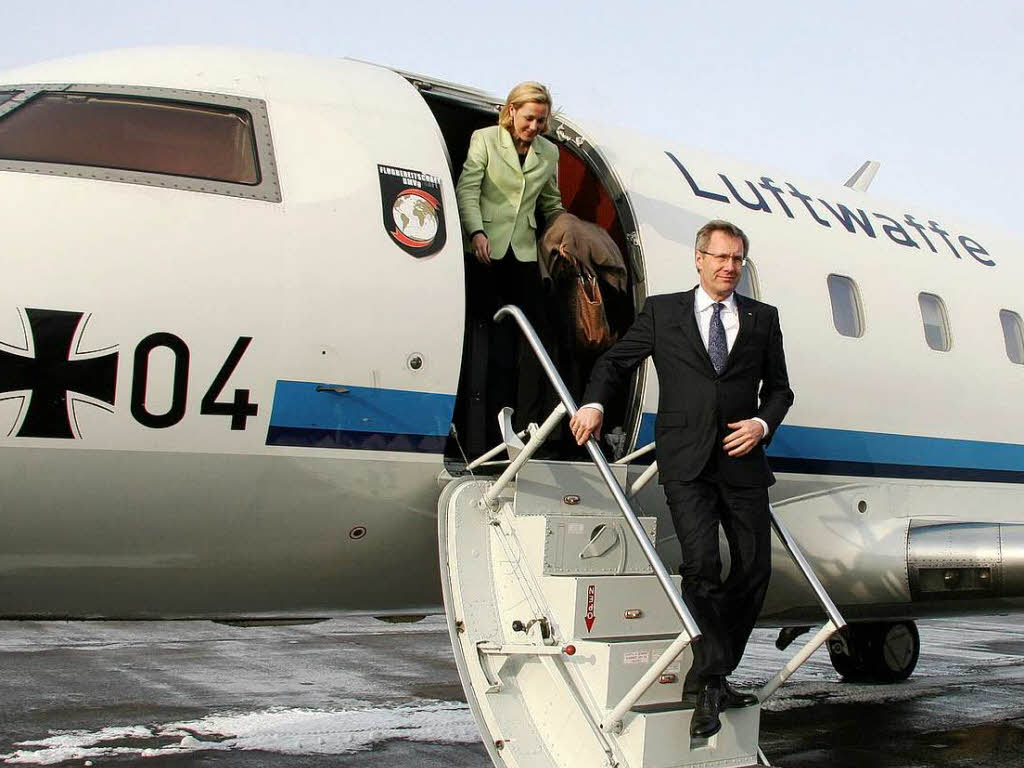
left=3, top=1, right=1021, bottom=234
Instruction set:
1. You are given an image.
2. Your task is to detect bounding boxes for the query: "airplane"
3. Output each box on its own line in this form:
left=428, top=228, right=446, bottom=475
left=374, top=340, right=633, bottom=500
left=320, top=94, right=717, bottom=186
left=0, top=47, right=1021, bottom=686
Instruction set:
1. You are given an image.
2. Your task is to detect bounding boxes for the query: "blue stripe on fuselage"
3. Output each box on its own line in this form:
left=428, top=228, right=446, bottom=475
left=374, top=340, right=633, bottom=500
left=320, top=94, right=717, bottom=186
left=635, top=413, right=1024, bottom=482
left=263, top=386, right=1024, bottom=480
left=266, top=380, right=455, bottom=452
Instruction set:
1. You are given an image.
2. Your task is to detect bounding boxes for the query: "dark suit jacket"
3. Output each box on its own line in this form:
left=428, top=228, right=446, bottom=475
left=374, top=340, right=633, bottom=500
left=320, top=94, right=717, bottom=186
left=582, top=288, right=794, bottom=487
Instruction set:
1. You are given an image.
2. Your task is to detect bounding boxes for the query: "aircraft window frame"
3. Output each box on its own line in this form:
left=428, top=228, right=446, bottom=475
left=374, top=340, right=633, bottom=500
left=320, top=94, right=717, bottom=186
left=409, top=77, right=653, bottom=459
left=736, top=257, right=760, bottom=300
left=918, top=292, right=952, bottom=352
left=1000, top=309, right=1024, bottom=365
left=826, top=273, right=864, bottom=338
left=0, top=83, right=281, bottom=203
left=546, top=114, right=649, bottom=452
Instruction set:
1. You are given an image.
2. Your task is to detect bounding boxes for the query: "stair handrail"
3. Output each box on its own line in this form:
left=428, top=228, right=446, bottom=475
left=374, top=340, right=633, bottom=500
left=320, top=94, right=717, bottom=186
left=620, top=465, right=849, bottom=700
left=614, top=452, right=846, bottom=631
left=768, top=506, right=846, bottom=631
left=466, top=427, right=529, bottom=470
left=612, top=440, right=656, bottom=465
left=756, top=505, right=848, bottom=702
left=491, top=305, right=702, bottom=643
left=492, top=305, right=851, bottom=716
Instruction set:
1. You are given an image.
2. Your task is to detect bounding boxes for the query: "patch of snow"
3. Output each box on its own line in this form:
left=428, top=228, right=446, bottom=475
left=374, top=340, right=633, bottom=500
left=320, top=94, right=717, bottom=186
left=1, top=701, right=478, bottom=765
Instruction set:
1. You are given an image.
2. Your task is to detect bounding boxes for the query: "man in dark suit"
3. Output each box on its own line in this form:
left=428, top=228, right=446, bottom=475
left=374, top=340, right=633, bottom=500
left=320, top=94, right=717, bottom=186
left=569, top=219, right=793, bottom=738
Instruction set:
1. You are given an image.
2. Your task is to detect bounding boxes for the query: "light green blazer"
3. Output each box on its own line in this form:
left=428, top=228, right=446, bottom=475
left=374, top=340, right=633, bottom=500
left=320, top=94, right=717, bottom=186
left=455, top=125, right=564, bottom=262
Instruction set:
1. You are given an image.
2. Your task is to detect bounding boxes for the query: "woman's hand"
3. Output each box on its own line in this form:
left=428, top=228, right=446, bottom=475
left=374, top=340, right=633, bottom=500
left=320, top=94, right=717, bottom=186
left=472, top=232, right=492, bottom=264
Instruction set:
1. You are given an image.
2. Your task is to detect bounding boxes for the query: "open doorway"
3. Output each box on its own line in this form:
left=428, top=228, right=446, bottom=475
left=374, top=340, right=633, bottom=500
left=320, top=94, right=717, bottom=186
left=419, top=92, right=643, bottom=465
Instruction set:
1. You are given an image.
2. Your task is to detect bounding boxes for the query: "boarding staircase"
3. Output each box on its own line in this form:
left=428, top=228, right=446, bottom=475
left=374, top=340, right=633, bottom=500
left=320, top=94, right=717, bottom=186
left=438, top=305, right=847, bottom=768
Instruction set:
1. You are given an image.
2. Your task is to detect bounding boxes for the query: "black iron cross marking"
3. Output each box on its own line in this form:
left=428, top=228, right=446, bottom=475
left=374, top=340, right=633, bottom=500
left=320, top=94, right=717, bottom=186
left=0, top=308, right=118, bottom=439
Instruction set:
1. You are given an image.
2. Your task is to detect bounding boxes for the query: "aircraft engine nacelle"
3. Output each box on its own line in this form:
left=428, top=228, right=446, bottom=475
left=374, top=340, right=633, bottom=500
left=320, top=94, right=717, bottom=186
left=908, top=521, right=1024, bottom=601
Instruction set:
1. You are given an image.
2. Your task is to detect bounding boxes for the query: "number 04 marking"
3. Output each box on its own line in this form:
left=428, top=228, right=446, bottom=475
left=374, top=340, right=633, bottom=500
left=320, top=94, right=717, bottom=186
left=201, top=337, right=259, bottom=430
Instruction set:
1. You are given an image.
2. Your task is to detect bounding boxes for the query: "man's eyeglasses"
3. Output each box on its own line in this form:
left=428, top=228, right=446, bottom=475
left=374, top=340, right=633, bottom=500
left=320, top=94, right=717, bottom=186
left=698, top=250, right=747, bottom=267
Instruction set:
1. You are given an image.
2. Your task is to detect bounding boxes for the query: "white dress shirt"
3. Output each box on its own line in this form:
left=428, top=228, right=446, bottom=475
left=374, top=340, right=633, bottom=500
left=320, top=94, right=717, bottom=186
left=694, top=285, right=739, bottom=352
left=583, top=285, right=769, bottom=439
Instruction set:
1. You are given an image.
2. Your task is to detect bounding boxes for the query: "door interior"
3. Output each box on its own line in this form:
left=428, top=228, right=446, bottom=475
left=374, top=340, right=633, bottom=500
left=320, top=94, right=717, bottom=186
left=400, top=73, right=648, bottom=465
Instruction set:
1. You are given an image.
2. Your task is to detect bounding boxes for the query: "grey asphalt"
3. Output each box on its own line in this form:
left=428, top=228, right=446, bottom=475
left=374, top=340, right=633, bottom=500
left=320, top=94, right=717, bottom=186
left=1, top=615, right=1022, bottom=767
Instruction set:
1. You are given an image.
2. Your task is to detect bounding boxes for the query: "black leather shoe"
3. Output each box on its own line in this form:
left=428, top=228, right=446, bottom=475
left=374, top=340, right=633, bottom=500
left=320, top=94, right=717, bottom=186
left=689, top=679, right=723, bottom=738
left=721, top=678, right=759, bottom=708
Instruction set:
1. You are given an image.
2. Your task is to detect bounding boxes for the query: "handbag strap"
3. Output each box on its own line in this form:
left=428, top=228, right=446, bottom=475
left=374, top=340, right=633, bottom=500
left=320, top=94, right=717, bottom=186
left=577, top=269, right=601, bottom=304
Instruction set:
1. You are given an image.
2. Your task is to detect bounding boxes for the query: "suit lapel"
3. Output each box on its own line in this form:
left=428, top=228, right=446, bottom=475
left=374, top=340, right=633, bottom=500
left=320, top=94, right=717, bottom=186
left=523, top=140, right=541, bottom=173
left=677, top=290, right=715, bottom=373
left=725, top=293, right=758, bottom=370
left=497, top=127, right=525, bottom=174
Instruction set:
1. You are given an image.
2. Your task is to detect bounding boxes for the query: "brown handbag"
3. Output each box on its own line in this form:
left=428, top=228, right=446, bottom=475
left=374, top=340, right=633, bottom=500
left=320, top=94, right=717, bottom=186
left=572, top=263, right=617, bottom=352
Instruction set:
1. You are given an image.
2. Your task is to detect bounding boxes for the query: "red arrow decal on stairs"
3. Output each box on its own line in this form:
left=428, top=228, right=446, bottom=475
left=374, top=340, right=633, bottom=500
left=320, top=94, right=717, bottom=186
left=585, top=584, right=596, bottom=632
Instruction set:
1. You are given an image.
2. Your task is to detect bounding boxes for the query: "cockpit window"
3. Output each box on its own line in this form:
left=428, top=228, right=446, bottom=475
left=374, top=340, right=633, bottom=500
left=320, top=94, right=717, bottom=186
left=0, top=84, right=280, bottom=202
left=0, top=92, right=259, bottom=184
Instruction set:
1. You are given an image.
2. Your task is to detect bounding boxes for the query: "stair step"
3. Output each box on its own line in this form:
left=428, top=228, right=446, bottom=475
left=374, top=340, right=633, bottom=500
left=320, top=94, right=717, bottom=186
left=510, top=512, right=659, bottom=577
left=543, top=574, right=685, bottom=639
left=568, top=638, right=691, bottom=709
left=631, top=701, right=692, bottom=715
left=442, top=471, right=770, bottom=768
left=618, top=704, right=761, bottom=768
left=514, top=461, right=632, bottom=517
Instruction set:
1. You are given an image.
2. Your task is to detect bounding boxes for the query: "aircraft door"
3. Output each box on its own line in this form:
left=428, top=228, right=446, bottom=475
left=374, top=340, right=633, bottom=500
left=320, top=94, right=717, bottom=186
left=396, top=75, right=651, bottom=461
left=261, top=61, right=466, bottom=459
left=548, top=117, right=651, bottom=457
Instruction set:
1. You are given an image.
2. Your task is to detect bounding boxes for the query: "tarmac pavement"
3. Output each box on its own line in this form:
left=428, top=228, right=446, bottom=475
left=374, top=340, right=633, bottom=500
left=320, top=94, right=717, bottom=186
left=0, top=614, right=1021, bottom=767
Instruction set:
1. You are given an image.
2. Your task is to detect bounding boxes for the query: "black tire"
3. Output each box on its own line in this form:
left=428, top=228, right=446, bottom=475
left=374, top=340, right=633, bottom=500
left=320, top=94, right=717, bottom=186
left=827, top=621, right=920, bottom=683
left=868, top=620, right=920, bottom=682
left=827, top=626, right=871, bottom=681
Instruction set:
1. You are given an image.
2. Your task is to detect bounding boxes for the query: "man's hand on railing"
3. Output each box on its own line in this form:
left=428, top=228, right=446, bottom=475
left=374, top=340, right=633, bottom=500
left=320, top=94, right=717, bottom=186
left=570, top=407, right=604, bottom=445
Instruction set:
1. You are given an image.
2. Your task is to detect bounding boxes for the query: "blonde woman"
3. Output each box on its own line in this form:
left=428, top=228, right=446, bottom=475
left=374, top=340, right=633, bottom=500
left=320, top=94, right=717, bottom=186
left=456, top=81, right=564, bottom=264
left=456, top=81, right=565, bottom=447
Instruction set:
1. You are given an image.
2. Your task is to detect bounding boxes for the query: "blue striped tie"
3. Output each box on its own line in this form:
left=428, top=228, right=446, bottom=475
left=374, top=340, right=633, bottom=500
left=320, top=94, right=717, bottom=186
left=709, top=303, right=727, bottom=374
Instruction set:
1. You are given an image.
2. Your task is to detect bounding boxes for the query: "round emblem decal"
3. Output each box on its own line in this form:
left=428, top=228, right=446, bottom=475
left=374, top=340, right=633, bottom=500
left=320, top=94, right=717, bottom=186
left=378, top=165, right=447, bottom=258
left=391, top=188, right=440, bottom=247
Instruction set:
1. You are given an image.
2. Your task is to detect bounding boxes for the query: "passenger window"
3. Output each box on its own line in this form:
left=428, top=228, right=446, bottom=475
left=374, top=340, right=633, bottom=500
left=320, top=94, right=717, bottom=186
left=0, top=92, right=13, bottom=106
left=1000, top=310, right=1024, bottom=365
left=737, top=258, right=760, bottom=299
left=0, top=92, right=259, bottom=184
left=826, top=274, right=863, bottom=338
left=918, top=293, right=951, bottom=351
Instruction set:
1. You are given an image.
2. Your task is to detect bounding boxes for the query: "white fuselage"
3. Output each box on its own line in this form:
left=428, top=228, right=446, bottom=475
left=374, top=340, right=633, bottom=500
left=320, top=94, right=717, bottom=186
left=0, top=48, right=1020, bottom=620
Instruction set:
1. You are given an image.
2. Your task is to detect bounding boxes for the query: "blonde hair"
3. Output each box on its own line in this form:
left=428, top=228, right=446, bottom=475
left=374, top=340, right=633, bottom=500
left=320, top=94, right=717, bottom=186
left=498, top=81, right=554, bottom=131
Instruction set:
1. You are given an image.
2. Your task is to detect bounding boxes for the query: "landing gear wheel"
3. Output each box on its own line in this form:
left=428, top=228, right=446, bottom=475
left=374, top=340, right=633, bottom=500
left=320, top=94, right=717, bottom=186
left=871, top=620, right=920, bottom=682
left=827, top=620, right=920, bottom=683
left=827, top=629, right=869, bottom=681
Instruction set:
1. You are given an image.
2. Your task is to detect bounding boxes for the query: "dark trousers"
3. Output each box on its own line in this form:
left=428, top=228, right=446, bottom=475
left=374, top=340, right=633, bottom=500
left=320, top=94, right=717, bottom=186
left=663, top=457, right=772, bottom=685
left=465, top=251, right=554, bottom=449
